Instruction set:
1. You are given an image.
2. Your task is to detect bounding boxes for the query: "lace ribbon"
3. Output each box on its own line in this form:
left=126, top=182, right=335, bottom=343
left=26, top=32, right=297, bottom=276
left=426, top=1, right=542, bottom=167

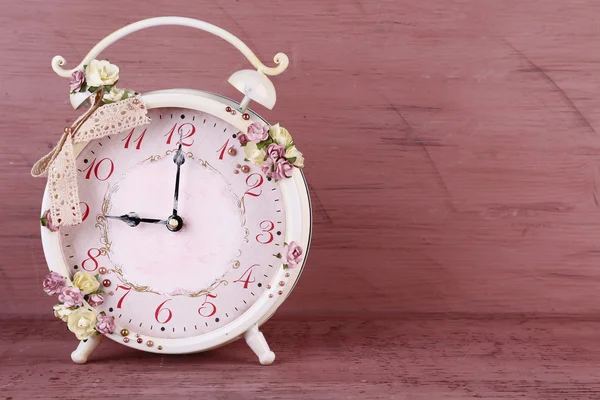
left=31, top=91, right=150, bottom=226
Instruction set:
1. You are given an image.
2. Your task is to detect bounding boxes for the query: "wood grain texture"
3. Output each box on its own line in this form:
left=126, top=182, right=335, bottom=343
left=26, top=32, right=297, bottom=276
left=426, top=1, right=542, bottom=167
left=2, top=0, right=600, bottom=398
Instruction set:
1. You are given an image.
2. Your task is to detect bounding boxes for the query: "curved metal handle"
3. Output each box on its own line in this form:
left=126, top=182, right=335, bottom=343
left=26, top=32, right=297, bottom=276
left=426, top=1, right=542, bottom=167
left=51, top=16, right=289, bottom=77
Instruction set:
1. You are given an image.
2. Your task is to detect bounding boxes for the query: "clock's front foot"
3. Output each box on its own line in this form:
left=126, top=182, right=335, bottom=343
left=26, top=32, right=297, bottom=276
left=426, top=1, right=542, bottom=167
left=244, top=324, right=275, bottom=365
left=71, top=333, right=104, bottom=364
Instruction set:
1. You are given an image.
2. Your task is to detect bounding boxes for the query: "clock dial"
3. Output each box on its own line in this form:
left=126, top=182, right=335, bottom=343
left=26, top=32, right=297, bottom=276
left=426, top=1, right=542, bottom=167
left=59, top=108, right=286, bottom=341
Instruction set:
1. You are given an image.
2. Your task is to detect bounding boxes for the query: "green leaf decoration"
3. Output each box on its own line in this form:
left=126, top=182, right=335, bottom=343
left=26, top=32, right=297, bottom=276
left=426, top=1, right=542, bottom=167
left=88, top=86, right=98, bottom=93
left=283, top=264, right=289, bottom=269
left=287, top=157, right=297, bottom=164
left=40, top=216, right=47, bottom=227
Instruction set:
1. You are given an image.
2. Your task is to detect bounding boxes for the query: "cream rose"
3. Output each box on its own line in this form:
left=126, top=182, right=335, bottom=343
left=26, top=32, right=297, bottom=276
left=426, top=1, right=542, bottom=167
left=102, top=86, right=135, bottom=103
left=85, top=59, right=119, bottom=87
left=72, top=271, right=100, bottom=295
left=269, top=124, right=293, bottom=147
left=285, top=146, right=304, bottom=168
left=53, top=304, right=73, bottom=322
left=67, top=308, right=98, bottom=340
left=243, top=142, right=267, bottom=166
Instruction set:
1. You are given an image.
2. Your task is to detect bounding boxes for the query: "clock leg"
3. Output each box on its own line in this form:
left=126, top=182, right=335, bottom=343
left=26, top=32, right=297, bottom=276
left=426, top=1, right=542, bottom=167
left=244, top=324, right=276, bottom=365
left=71, top=333, right=104, bottom=364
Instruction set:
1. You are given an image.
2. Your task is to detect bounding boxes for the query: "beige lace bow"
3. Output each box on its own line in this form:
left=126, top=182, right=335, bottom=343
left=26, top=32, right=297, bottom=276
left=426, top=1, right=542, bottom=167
left=31, top=91, right=151, bottom=226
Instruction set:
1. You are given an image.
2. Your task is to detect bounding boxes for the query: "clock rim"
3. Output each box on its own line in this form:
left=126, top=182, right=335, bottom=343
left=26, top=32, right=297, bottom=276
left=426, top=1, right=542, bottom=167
left=40, top=89, right=312, bottom=354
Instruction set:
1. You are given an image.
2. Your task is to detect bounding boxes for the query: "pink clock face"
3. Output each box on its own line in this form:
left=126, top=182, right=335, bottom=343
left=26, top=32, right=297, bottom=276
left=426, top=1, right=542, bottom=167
left=59, top=108, right=286, bottom=340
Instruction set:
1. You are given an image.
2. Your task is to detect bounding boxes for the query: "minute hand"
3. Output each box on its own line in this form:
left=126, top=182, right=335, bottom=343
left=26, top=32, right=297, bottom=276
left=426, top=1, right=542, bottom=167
left=172, top=141, right=186, bottom=216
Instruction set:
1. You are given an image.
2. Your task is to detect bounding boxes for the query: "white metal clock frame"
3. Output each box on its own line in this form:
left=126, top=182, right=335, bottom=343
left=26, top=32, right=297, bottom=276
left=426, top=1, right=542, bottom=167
left=40, top=16, right=312, bottom=365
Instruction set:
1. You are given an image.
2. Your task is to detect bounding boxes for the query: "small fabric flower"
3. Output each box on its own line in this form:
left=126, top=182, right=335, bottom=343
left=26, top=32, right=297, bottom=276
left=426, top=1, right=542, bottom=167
left=282, top=241, right=303, bottom=268
left=237, top=133, right=249, bottom=145
left=85, top=59, right=119, bottom=87
left=266, top=143, right=285, bottom=162
left=69, top=70, right=85, bottom=92
left=72, top=271, right=100, bottom=295
left=102, top=86, right=135, bottom=103
left=271, top=158, right=294, bottom=181
left=53, top=304, right=73, bottom=322
left=43, top=272, right=66, bottom=295
left=87, top=293, right=104, bottom=307
left=269, top=124, right=292, bottom=147
left=243, top=142, right=267, bottom=166
left=40, top=209, right=59, bottom=232
left=67, top=308, right=98, bottom=340
left=58, top=286, right=84, bottom=308
left=285, top=145, right=305, bottom=168
left=247, top=122, right=269, bottom=142
left=261, top=158, right=274, bottom=176
left=95, top=314, right=116, bottom=335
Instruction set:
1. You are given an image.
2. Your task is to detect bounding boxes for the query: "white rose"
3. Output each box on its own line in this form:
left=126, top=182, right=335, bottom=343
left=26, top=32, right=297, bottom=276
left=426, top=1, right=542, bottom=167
left=102, top=87, right=135, bottom=103
left=72, top=271, right=100, bottom=295
left=285, top=146, right=304, bottom=168
left=269, top=124, right=293, bottom=147
left=85, top=59, right=119, bottom=87
left=244, top=142, right=267, bottom=166
left=67, top=308, right=98, bottom=340
left=53, top=304, right=73, bottom=322
left=102, top=86, right=135, bottom=103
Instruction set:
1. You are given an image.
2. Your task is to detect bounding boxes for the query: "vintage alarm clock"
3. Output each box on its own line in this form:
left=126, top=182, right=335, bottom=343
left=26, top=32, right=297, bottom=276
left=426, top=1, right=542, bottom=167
left=32, top=17, right=311, bottom=365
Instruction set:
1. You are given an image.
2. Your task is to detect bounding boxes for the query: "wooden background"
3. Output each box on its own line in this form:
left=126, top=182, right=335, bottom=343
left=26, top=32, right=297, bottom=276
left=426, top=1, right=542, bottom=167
left=2, top=0, right=600, bottom=398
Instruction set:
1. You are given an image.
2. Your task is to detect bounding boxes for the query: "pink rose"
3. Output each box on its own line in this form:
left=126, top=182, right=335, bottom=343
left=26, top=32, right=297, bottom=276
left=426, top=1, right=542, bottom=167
left=261, top=158, right=274, bottom=176
left=247, top=122, right=269, bottom=142
left=43, top=272, right=66, bottom=295
left=58, top=286, right=84, bottom=308
left=237, top=133, right=249, bottom=146
left=266, top=143, right=285, bottom=162
left=87, top=293, right=104, bottom=307
left=69, top=69, right=85, bottom=92
left=282, top=241, right=303, bottom=268
left=271, top=159, right=294, bottom=181
left=41, top=209, right=59, bottom=232
left=96, top=314, right=116, bottom=334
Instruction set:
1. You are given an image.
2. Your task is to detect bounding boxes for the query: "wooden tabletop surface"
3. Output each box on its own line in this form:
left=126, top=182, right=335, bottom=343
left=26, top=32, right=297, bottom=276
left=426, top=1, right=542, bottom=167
left=2, top=0, right=600, bottom=398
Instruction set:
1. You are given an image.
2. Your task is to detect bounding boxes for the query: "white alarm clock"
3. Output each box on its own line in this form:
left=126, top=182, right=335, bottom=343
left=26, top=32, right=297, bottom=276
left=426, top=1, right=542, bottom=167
left=33, top=17, right=311, bottom=365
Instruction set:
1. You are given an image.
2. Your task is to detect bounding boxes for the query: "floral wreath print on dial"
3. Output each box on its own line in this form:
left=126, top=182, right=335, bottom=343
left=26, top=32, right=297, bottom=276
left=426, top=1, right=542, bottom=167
left=33, top=17, right=312, bottom=366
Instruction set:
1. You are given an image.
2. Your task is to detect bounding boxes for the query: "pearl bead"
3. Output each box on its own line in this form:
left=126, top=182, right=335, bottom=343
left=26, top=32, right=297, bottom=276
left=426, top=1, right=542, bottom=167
left=120, top=329, right=129, bottom=336
left=278, top=290, right=283, bottom=295
left=225, top=106, right=232, bottom=112
left=102, top=279, right=111, bottom=287
left=98, top=267, right=107, bottom=275
left=147, top=340, right=154, bottom=347
left=227, top=147, right=237, bottom=156
left=123, top=337, right=130, bottom=343
left=64, top=127, right=72, bottom=135
left=231, top=110, right=237, bottom=115
left=269, top=294, right=274, bottom=298
left=241, top=165, right=250, bottom=173
left=285, top=273, right=290, bottom=278
left=236, top=164, right=241, bottom=169
left=242, top=113, right=250, bottom=120
left=267, top=285, right=271, bottom=289
left=133, top=99, right=140, bottom=105
left=158, top=345, right=163, bottom=350
left=135, top=334, right=140, bottom=338
left=233, top=170, right=239, bottom=174
left=137, top=338, right=143, bottom=344
left=279, top=281, right=285, bottom=286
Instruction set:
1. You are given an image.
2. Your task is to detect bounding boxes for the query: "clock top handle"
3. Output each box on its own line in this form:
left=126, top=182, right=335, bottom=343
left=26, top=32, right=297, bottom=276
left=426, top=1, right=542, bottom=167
left=51, top=16, right=289, bottom=77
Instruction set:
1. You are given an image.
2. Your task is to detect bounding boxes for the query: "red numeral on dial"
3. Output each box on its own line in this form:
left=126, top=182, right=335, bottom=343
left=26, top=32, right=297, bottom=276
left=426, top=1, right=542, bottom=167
left=80, top=201, right=90, bottom=222
left=83, top=158, right=114, bottom=181
left=244, top=173, right=263, bottom=197
left=155, top=299, right=173, bottom=324
left=217, top=139, right=230, bottom=160
left=256, top=221, right=275, bottom=244
left=198, top=293, right=217, bottom=317
left=234, top=265, right=258, bottom=289
left=116, top=285, right=131, bottom=309
left=165, top=123, right=195, bottom=146
left=82, top=248, right=102, bottom=271
left=122, top=128, right=146, bottom=150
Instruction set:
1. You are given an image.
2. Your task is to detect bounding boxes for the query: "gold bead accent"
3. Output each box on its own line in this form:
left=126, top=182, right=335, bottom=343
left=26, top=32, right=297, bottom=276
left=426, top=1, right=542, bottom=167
left=158, top=345, right=163, bottom=350
left=241, top=165, right=250, bottom=173
left=227, top=147, right=237, bottom=156
left=120, top=329, right=129, bottom=337
left=242, top=113, right=250, bottom=120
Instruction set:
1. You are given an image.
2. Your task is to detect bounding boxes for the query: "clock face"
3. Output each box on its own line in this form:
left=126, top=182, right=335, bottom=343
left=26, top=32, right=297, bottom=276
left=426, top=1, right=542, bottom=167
left=59, top=107, right=288, bottom=342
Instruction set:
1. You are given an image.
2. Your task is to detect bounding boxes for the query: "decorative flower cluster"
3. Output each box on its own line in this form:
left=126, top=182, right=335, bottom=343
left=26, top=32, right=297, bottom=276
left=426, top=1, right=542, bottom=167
left=43, top=271, right=115, bottom=340
left=238, top=122, right=304, bottom=181
left=275, top=241, right=303, bottom=269
left=69, top=59, right=135, bottom=104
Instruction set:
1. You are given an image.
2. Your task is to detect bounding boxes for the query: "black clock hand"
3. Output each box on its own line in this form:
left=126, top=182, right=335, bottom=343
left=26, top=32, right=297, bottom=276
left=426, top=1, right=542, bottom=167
left=104, top=212, right=167, bottom=227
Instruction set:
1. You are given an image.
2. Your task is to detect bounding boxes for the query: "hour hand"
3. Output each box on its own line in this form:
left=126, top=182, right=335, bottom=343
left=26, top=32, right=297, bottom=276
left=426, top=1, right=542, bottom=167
left=104, top=212, right=167, bottom=227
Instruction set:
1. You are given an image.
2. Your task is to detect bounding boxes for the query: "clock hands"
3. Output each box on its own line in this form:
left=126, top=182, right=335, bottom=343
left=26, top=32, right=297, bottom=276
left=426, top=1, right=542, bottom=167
left=167, top=128, right=186, bottom=232
left=104, top=212, right=167, bottom=227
